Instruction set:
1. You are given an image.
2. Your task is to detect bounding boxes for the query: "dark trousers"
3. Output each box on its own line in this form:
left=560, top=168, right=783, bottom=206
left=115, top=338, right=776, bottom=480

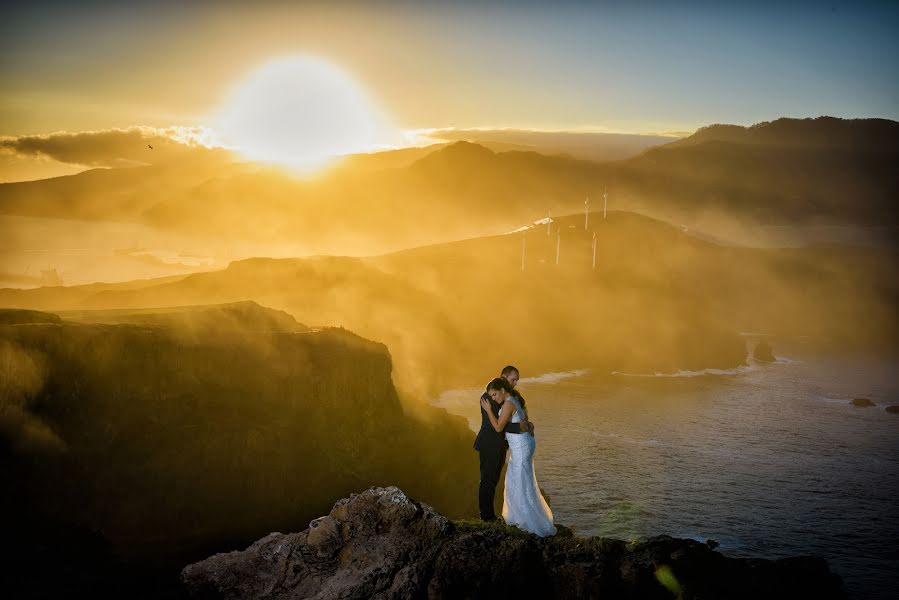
left=478, top=446, right=506, bottom=520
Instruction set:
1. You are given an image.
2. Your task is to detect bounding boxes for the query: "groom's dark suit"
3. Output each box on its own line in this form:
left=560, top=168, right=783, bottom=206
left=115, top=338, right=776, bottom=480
left=474, top=391, right=526, bottom=521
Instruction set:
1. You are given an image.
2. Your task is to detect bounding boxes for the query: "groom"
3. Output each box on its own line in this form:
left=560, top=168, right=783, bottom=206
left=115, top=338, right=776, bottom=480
left=474, top=365, right=535, bottom=521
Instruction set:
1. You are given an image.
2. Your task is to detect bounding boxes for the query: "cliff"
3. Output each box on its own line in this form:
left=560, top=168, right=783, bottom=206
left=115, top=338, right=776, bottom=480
left=181, top=486, right=846, bottom=600
left=2, top=303, right=478, bottom=598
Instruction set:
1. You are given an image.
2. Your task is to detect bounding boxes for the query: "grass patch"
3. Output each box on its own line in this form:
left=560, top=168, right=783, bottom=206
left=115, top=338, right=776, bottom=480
left=452, top=519, right=538, bottom=539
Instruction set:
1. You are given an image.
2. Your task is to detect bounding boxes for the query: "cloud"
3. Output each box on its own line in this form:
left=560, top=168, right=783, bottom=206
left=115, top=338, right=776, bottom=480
left=114, top=247, right=217, bottom=269
left=0, top=125, right=226, bottom=168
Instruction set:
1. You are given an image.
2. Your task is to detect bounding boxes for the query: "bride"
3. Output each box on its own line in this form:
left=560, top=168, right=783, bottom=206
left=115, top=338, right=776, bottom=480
left=480, top=377, right=556, bottom=537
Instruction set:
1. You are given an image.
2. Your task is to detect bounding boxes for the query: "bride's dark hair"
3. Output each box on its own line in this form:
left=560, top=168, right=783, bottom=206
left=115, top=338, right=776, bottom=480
left=487, top=377, right=527, bottom=409
left=486, top=377, right=513, bottom=394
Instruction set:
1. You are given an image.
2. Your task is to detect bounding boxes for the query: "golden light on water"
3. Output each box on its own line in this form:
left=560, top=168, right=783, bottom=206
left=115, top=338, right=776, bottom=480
left=210, top=55, right=398, bottom=173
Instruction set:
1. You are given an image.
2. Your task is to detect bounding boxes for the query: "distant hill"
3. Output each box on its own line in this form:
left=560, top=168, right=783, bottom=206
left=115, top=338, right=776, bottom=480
left=0, top=116, right=895, bottom=263
left=0, top=148, right=253, bottom=221
left=329, top=143, right=452, bottom=173
left=330, top=140, right=542, bottom=174
left=3, top=210, right=895, bottom=399
left=619, top=116, right=899, bottom=226
left=664, top=116, right=899, bottom=149
left=428, top=128, right=681, bottom=161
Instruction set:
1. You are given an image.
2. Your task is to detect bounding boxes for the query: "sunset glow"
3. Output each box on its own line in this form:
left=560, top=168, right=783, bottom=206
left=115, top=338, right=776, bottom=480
left=211, top=56, right=397, bottom=172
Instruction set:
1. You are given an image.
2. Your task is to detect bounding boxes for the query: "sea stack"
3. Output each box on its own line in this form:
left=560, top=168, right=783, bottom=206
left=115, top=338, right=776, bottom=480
left=753, top=340, right=776, bottom=362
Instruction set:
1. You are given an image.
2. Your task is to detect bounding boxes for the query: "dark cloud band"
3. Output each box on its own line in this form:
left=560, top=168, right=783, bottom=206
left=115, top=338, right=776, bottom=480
left=0, top=126, right=219, bottom=167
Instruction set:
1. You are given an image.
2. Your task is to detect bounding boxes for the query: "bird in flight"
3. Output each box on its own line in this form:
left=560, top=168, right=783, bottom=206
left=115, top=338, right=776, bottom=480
left=147, top=144, right=153, bottom=150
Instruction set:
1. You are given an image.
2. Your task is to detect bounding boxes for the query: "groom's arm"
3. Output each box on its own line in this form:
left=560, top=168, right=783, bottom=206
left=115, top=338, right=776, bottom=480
left=504, top=421, right=525, bottom=434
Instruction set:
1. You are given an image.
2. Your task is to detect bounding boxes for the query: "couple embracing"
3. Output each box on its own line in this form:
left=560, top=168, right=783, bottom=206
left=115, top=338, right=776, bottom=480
left=473, top=365, right=556, bottom=537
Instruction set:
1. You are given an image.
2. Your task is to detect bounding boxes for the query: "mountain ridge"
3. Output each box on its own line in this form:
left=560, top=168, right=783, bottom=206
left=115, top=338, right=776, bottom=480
left=1, top=115, right=895, bottom=287
left=661, top=115, right=899, bottom=150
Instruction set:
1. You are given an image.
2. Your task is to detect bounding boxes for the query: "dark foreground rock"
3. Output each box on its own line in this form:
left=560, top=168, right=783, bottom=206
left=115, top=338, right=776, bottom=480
left=181, top=487, right=845, bottom=600
left=851, top=398, right=876, bottom=407
left=886, top=405, right=899, bottom=414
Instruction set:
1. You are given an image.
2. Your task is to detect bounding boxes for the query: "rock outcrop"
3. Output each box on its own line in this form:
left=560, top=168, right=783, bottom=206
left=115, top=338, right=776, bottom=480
left=851, top=398, right=875, bottom=407
left=181, top=486, right=846, bottom=600
left=753, top=340, right=776, bottom=362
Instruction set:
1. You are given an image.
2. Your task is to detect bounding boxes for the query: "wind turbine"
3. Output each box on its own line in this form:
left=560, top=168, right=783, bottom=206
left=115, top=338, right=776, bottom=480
left=555, top=228, right=561, bottom=265
left=520, top=232, right=526, bottom=271
left=603, top=187, right=608, bottom=219
left=584, top=197, right=589, bottom=229
left=547, top=208, right=552, bottom=236
left=592, top=231, right=597, bottom=269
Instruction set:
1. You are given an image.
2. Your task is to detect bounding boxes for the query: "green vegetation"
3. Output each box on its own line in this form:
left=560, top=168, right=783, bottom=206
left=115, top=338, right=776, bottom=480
left=452, top=518, right=536, bottom=540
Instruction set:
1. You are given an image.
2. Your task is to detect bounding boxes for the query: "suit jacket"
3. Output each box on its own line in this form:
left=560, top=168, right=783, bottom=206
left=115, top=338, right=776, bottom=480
left=473, top=391, right=525, bottom=453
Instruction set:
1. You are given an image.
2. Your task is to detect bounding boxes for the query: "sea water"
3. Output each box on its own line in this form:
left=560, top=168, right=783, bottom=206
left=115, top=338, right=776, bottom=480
left=433, top=338, right=899, bottom=599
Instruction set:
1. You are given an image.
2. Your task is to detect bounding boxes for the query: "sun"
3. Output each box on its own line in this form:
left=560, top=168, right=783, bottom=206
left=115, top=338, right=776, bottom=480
left=212, top=56, right=398, bottom=173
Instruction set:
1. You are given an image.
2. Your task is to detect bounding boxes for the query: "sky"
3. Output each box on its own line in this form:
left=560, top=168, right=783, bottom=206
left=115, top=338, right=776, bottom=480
left=1, top=0, right=897, bottom=178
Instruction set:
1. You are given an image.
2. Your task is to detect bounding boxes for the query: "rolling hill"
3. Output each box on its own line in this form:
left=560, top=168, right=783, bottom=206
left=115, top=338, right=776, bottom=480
left=1, top=116, right=894, bottom=263
left=2, top=210, right=894, bottom=400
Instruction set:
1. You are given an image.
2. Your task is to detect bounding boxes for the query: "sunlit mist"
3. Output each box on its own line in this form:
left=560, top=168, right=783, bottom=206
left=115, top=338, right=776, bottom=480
left=211, top=55, right=398, bottom=173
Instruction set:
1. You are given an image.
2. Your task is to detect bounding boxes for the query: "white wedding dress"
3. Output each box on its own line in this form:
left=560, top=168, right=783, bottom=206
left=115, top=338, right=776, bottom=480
left=502, top=395, right=556, bottom=536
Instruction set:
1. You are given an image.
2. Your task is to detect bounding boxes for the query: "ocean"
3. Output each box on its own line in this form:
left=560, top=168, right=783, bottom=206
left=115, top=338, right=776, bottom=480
left=433, top=337, right=899, bottom=599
